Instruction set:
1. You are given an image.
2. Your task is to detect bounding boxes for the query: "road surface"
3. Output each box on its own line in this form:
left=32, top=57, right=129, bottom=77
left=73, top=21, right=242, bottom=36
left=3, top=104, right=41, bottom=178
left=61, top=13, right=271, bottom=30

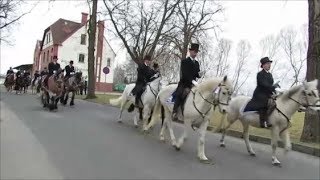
left=1, top=89, right=319, bottom=179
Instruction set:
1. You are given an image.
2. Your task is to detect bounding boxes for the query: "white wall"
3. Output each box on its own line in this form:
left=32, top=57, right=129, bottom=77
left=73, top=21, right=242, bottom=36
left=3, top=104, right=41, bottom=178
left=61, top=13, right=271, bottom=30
left=42, top=31, right=53, bottom=49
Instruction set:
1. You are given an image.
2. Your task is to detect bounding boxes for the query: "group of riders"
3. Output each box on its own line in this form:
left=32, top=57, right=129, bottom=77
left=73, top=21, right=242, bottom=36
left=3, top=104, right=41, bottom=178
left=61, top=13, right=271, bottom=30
left=4, top=55, right=81, bottom=96
left=131, top=43, right=279, bottom=128
left=4, top=43, right=278, bottom=128
left=4, top=67, right=32, bottom=93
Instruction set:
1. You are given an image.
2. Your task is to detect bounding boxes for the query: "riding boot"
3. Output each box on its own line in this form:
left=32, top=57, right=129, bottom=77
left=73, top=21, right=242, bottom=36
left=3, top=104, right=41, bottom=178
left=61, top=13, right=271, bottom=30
left=259, top=109, right=272, bottom=128
left=172, top=99, right=181, bottom=121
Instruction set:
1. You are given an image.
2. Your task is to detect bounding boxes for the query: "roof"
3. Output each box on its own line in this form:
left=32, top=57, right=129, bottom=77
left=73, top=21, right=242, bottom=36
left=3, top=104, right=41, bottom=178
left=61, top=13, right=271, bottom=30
left=40, top=18, right=83, bottom=50
left=13, top=64, right=33, bottom=71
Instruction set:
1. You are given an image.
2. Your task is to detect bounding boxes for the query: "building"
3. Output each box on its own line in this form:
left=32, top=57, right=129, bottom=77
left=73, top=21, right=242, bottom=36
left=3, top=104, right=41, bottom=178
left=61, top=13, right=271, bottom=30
left=32, top=12, right=116, bottom=92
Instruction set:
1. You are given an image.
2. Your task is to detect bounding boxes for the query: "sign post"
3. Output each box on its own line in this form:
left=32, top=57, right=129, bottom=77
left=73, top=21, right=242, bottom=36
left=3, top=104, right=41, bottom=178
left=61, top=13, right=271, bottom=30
left=102, top=67, right=110, bottom=97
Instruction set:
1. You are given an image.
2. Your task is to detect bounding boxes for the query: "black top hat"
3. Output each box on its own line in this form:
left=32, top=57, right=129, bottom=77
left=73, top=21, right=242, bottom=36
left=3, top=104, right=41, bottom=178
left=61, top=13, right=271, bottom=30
left=70, top=60, right=74, bottom=64
left=153, top=62, right=159, bottom=69
left=189, top=43, right=200, bottom=52
left=260, top=57, right=273, bottom=68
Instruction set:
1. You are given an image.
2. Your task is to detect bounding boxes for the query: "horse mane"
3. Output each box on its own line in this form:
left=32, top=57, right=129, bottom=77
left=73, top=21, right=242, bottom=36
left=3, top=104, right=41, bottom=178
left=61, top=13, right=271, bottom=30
left=197, top=76, right=233, bottom=92
left=281, top=84, right=303, bottom=100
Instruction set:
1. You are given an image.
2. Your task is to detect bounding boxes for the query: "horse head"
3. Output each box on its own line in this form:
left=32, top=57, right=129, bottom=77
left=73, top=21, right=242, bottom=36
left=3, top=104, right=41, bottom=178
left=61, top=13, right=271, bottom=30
left=197, top=75, right=233, bottom=113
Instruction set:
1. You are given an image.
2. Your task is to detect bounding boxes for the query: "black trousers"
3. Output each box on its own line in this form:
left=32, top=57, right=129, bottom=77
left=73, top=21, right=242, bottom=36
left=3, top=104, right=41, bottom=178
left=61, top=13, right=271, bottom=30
left=132, top=83, right=146, bottom=106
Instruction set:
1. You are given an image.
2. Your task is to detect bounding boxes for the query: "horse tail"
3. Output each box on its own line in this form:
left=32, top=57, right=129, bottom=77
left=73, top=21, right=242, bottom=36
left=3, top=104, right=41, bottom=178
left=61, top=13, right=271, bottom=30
left=148, top=96, right=162, bottom=128
left=109, top=96, right=123, bottom=106
left=215, top=112, right=227, bottom=133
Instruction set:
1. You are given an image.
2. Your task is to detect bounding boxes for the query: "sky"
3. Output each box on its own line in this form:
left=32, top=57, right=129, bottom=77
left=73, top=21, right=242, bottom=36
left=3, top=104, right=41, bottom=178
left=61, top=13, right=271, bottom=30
left=0, top=0, right=308, bottom=93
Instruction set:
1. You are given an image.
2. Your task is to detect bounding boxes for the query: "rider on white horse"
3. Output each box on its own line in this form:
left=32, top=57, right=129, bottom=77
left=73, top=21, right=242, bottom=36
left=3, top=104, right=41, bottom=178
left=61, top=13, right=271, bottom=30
left=244, top=57, right=280, bottom=128
left=172, top=43, right=202, bottom=122
left=129, top=55, right=159, bottom=111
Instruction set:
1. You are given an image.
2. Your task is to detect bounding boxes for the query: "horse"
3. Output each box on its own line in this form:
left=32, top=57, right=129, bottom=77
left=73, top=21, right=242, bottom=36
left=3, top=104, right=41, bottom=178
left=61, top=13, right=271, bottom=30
left=217, top=79, right=320, bottom=166
left=14, top=75, right=25, bottom=94
left=4, top=74, right=15, bottom=92
left=31, top=76, right=41, bottom=94
left=109, top=75, right=162, bottom=129
left=40, top=71, right=65, bottom=111
left=62, top=72, right=83, bottom=106
left=21, top=75, right=31, bottom=93
left=145, top=76, right=233, bottom=163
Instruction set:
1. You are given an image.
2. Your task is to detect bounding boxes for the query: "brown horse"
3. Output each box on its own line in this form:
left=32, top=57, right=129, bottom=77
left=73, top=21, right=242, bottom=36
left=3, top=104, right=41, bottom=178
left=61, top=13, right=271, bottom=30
left=4, top=74, right=15, bottom=92
left=62, top=72, right=82, bottom=106
left=40, top=72, right=64, bottom=111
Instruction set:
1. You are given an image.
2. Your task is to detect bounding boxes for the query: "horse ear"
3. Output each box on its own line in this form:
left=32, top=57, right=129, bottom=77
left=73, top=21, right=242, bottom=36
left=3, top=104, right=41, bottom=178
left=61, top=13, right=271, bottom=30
left=223, top=75, right=227, bottom=82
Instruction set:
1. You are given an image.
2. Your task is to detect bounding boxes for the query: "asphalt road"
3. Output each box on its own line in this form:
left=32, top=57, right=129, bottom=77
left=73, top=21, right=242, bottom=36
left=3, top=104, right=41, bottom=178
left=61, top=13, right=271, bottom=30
left=1, top=89, right=319, bottom=179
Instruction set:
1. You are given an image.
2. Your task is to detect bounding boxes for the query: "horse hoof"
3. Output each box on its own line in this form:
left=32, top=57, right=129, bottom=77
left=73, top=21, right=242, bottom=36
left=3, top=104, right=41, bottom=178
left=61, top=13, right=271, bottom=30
left=272, top=162, right=281, bottom=167
left=70, top=102, right=74, bottom=106
left=173, top=145, right=180, bottom=151
left=117, top=120, right=123, bottom=123
left=134, top=125, right=138, bottom=128
left=249, top=153, right=256, bottom=157
left=220, top=143, right=226, bottom=148
left=199, top=158, right=214, bottom=165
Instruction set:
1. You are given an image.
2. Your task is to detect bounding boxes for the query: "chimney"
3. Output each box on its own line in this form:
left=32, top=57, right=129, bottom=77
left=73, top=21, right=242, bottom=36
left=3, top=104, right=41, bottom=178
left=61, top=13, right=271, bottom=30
left=81, top=12, right=88, bottom=25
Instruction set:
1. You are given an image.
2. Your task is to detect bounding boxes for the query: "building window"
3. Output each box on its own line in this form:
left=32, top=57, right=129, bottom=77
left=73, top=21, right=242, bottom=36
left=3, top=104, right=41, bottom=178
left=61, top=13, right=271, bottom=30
left=80, top=34, right=86, bottom=45
left=107, top=58, right=111, bottom=67
left=78, top=54, right=85, bottom=63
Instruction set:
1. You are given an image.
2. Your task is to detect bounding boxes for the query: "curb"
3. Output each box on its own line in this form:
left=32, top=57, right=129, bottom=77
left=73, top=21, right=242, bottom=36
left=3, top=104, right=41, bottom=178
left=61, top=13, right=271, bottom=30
left=174, top=120, right=320, bottom=157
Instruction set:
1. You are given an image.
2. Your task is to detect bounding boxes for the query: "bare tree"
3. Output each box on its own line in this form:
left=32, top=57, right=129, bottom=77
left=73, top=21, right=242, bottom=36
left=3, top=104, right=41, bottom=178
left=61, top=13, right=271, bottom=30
left=213, top=38, right=232, bottom=77
left=259, top=34, right=281, bottom=73
left=102, top=0, right=180, bottom=64
left=280, top=26, right=306, bottom=87
left=232, top=40, right=251, bottom=95
left=86, top=0, right=98, bottom=99
left=166, top=0, right=223, bottom=60
left=0, top=0, right=38, bottom=44
left=113, top=65, right=126, bottom=84
left=301, top=0, right=320, bottom=143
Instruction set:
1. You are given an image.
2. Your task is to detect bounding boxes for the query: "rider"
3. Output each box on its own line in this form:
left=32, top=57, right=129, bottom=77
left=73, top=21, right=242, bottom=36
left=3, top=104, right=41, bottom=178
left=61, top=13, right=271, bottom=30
left=64, top=60, right=75, bottom=82
left=4, top=67, right=14, bottom=84
left=44, top=55, right=61, bottom=87
left=172, top=43, right=201, bottom=121
left=131, top=55, right=158, bottom=108
left=33, top=70, right=40, bottom=83
left=40, top=67, right=49, bottom=76
left=245, top=57, right=280, bottom=128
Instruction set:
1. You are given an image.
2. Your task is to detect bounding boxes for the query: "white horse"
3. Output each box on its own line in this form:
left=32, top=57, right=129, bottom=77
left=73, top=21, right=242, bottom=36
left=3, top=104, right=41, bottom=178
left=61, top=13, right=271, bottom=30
left=217, top=79, right=320, bottom=166
left=109, top=75, right=162, bottom=129
left=145, top=76, right=233, bottom=163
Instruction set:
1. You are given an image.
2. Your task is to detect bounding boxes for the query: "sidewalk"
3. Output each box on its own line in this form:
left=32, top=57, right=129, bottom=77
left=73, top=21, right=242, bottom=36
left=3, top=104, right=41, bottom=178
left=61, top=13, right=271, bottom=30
left=0, top=101, right=63, bottom=179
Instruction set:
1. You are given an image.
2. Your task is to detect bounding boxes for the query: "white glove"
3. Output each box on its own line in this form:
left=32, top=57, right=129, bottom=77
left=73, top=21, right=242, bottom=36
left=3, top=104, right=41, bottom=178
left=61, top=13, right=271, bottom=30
left=192, top=80, right=199, bottom=87
left=152, top=73, right=159, bottom=78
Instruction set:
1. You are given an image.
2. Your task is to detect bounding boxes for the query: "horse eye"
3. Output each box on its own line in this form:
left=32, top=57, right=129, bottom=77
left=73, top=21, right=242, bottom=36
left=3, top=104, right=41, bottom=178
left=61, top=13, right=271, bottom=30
left=307, top=93, right=312, bottom=96
left=223, top=92, right=226, bottom=95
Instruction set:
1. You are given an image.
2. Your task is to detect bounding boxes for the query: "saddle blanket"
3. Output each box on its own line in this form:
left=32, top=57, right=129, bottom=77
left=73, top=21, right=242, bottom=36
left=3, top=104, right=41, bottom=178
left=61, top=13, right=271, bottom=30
left=240, top=100, right=259, bottom=116
left=166, top=91, right=176, bottom=104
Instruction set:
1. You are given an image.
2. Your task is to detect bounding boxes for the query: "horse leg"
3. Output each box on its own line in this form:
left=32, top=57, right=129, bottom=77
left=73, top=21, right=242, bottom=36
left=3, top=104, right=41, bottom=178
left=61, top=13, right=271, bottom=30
left=159, top=119, right=167, bottom=141
left=54, top=97, right=59, bottom=109
left=63, top=92, right=68, bottom=105
left=70, top=91, right=75, bottom=106
left=197, top=119, right=210, bottom=162
left=280, top=129, right=292, bottom=153
left=133, top=109, right=139, bottom=128
left=118, top=100, right=128, bottom=123
left=175, top=118, right=192, bottom=150
left=271, top=126, right=281, bottom=166
left=142, top=106, right=151, bottom=130
left=243, top=123, right=255, bottom=156
left=165, top=114, right=177, bottom=147
left=220, top=113, right=237, bottom=147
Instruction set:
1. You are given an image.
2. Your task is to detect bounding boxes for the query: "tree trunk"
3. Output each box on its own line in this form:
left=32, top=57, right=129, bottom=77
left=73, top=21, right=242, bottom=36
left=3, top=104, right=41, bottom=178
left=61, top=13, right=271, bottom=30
left=300, top=0, right=320, bottom=143
left=86, top=0, right=98, bottom=99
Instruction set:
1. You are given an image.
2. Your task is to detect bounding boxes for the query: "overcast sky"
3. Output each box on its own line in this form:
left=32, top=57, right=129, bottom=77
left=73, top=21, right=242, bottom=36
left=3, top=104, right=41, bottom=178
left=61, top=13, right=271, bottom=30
left=0, top=0, right=308, bottom=92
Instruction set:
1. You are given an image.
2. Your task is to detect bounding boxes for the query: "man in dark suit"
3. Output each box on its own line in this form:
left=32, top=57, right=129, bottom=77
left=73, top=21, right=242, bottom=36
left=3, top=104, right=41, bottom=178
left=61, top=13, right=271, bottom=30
left=172, top=43, right=201, bottom=121
left=44, top=55, right=61, bottom=87
left=245, top=57, right=280, bottom=128
left=131, top=55, right=157, bottom=107
left=6, top=67, right=14, bottom=75
left=64, top=60, right=75, bottom=82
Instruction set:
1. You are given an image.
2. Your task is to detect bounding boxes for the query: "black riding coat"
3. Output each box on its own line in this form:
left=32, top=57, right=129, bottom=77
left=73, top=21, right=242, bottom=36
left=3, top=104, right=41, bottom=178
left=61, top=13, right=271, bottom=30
left=48, top=62, right=61, bottom=75
left=6, top=70, right=14, bottom=75
left=132, top=63, right=156, bottom=95
left=65, top=65, right=75, bottom=77
left=178, top=57, right=200, bottom=88
left=246, top=70, right=276, bottom=110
